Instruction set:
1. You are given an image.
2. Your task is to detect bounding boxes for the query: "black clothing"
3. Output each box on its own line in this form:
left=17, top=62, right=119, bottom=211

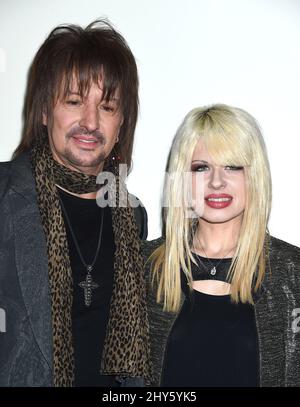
left=162, top=260, right=259, bottom=386
left=190, top=253, right=232, bottom=283
left=58, top=188, right=117, bottom=386
left=0, top=153, right=148, bottom=387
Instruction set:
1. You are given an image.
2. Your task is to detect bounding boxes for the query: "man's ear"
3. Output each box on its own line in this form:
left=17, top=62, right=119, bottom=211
left=42, top=112, right=47, bottom=126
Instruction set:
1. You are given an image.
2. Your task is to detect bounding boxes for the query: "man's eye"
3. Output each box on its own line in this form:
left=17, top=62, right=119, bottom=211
left=66, top=100, right=81, bottom=106
left=191, top=164, right=209, bottom=172
left=100, top=104, right=115, bottom=113
left=224, top=166, right=244, bottom=171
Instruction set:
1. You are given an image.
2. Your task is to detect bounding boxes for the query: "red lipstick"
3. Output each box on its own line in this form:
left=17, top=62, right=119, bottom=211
left=205, top=193, right=233, bottom=209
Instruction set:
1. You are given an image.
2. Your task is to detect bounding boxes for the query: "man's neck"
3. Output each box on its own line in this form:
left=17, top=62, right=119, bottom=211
left=56, top=184, right=97, bottom=200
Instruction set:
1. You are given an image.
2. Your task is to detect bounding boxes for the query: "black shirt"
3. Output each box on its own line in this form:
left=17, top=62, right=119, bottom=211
left=161, top=256, right=260, bottom=387
left=58, top=188, right=117, bottom=387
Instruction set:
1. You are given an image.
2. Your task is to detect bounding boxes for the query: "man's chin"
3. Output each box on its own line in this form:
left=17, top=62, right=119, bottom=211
left=62, top=152, right=107, bottom=174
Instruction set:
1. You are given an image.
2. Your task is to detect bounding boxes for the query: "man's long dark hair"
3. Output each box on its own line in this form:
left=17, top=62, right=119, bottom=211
left=13, top=19, right=139, bottom=170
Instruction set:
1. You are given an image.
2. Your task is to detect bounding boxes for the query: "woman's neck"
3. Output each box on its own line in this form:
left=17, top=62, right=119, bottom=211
left=193, top=216, right=242, bottom=258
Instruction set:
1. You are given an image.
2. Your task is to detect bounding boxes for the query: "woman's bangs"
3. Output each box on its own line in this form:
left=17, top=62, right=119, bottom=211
left=203, top=125, right=251, bottom=167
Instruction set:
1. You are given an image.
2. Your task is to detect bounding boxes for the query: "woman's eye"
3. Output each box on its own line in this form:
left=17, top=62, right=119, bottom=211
left=191, top=164, right=209, bottom=172
left=224, top=166, right=244, bottom=171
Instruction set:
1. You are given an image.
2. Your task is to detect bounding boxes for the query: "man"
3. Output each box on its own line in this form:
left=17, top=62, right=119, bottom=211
left=0, top=20, right=151, bottom=387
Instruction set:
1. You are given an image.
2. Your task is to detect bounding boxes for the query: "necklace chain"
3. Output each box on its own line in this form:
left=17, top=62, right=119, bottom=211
left=193, top=238, right=234, bottom=276
left=59, top=194, right=104, bottom=270
left=58, top=192, right=104, bottom=306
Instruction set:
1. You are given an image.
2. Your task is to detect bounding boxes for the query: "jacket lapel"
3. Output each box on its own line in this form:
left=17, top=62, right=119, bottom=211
left=9, top=153, right=53, bottom=375
left=253, top=248, right=286, bottom=387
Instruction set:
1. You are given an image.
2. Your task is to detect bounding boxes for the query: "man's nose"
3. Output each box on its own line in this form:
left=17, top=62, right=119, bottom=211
left=79, top=104, right=100, bottom=132
left=208, top=168, right=226, bottom=189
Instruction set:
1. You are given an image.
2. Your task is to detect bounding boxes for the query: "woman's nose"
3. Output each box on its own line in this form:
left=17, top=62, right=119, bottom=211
left=208, top=168, right=226, bottom=189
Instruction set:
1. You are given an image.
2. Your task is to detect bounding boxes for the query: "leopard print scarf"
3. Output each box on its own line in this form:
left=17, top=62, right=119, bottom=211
left=29, top=132, right=151, bottom=386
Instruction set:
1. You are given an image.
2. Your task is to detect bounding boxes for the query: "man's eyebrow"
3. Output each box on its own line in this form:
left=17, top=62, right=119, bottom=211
left=65, top=91, right=81, bottom=96
left=65, top=92, right=120, bottom=102
left=103, top=96, right=120, bottom=102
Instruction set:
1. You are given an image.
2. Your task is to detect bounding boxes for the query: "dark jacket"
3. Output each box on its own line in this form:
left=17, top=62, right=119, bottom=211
left=0, top=153, right=147, bottom=387
left=142, top=237, right=300, bottom=387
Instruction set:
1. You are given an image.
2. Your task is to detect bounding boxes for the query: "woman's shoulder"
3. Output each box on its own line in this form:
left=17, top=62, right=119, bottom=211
left=268, top=236, right=300, bottom=285
left=269, top=235, right=300, bottom=262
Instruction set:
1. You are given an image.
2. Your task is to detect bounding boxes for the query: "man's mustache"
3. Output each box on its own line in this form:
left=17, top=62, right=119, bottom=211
left=66, top=127, right=106, bottom=143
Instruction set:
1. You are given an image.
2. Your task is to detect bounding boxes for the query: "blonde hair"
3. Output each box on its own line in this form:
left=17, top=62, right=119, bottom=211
left=151, top=104, right=272, bottom=312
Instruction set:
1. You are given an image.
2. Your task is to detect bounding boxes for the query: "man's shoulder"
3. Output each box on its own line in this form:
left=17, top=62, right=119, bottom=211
left=0, top=152, right=31, bottom=175
left=141, top=237, right=165, bottom=261
left=130, top=195, right=148, bottom=240
left=0, top=160, right=13, bottom=200
left=0, top=159, right=12, bottom=173
left=0, top=152, right=34, bottom=201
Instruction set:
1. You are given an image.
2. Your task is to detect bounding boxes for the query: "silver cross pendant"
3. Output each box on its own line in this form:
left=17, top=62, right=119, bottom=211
left=78, top=266, right=99, bottom=307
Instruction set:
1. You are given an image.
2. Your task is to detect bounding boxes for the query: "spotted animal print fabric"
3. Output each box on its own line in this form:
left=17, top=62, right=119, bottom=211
left=29, top=132, right=151, bottom=386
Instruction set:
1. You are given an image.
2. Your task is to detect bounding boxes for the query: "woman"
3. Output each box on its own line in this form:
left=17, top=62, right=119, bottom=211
left=142, top=104, right=300, bottom=387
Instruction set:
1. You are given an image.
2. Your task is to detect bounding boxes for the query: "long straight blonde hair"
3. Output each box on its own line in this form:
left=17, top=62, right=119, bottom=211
left=151, top=104, right=272, bottom=312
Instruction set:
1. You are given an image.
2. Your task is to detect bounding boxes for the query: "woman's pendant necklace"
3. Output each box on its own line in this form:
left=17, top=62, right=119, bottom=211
left=194, top=238, right=234, bottom=276
left=210, top=266, right=217, bottom=276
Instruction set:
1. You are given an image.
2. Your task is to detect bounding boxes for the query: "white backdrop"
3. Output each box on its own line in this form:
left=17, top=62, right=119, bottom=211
left=1, top=0, right=299, bottom=246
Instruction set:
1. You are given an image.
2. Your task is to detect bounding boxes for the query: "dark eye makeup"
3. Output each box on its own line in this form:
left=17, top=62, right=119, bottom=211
left=191, top=163, right=244, bottom=172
